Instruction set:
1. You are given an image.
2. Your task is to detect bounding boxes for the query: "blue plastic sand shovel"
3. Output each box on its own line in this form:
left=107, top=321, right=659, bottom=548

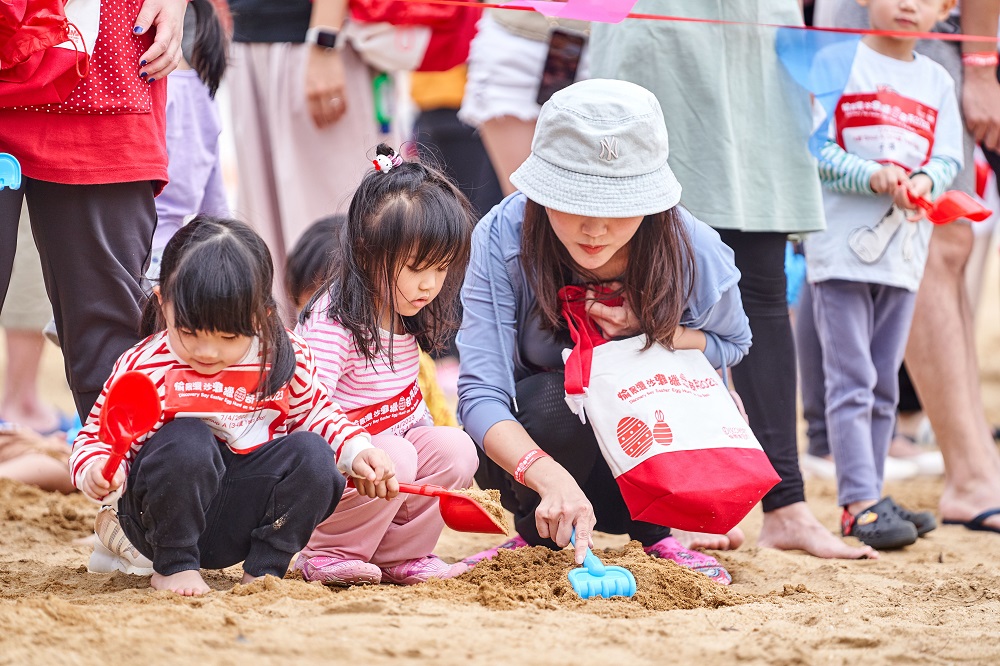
left=567, top=530, right=637, bottom=600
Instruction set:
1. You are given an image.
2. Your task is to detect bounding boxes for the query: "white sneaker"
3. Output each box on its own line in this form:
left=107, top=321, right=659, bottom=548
left=88, top=506, right=154, bottom=576
left=883, top=456, right=920, bottom=481
left=801, top=453, right=920, bottom=481
left=800, top=454, right=836, bottom=480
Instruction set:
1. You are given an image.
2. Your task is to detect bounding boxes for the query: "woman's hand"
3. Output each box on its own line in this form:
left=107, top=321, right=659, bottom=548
left=81, top=460, right=125, bottom=502
left=585, top=284, right=640, bottom=339
left=306, top=47, right=348, bottom=129
left=351, top=448, right=398, bottom=499
left=135, top=0, right=187, bottom=81
left=526, top=459, right=597, bottom=564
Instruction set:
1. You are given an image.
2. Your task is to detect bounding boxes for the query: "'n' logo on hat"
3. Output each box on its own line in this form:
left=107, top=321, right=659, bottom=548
left=599, top=136, right=620, bottom=162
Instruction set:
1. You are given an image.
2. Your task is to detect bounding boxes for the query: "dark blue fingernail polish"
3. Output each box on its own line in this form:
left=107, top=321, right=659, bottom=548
left=148, top=78, right=155, bottom=83
left=133, top=26, right=143, bottom=34
left=140, top=60, right=146, bottom=66
left=140, top=72, right=148, bottom=78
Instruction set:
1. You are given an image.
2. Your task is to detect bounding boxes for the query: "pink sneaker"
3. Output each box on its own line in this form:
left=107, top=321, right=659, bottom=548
left=380, top=556, right=468, bottom=585
left=462, top=535, right=529, bottom=567
left=644, top=536, right=732, bottom=585
left=296, top=556, right=382, bottom=586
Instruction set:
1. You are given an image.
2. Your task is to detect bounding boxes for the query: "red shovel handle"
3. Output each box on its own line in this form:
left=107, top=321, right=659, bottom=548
left=396, top=482, right=446, bottom=498
left=100, top=413, right=132, bottom=483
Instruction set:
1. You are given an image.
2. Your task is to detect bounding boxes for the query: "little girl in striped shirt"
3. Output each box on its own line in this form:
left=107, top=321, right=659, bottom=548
left=71, top=216, right=395, bottom=596
left=294, top=144, right=479, bottom=586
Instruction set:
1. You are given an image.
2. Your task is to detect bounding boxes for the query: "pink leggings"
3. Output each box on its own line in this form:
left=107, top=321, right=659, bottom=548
left=301, top=426, right=478, bottom=568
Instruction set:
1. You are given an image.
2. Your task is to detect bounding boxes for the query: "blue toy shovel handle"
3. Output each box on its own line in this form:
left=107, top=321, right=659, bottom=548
left=570, top=528, right=605, bottom=576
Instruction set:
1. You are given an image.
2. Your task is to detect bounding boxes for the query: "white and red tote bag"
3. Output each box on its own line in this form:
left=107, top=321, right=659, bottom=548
left=559, top=286, right=779, bottom=533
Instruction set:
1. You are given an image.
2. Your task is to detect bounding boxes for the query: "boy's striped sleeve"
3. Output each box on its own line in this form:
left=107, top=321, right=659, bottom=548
left=915, top=156, right=961, bottom=200
left=818, top=139, right=881, bottom=195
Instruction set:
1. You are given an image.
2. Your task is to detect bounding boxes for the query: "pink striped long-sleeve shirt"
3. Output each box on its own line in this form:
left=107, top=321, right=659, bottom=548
left=69, top=329, right=372, bottom=490
left=296, top=292, right=432, bottom=436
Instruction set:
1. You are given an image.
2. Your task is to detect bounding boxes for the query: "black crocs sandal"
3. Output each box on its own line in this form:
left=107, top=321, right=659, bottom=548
left=841, top=498, right=919, bottom=550
left=884, top=496, right=937, bottom=536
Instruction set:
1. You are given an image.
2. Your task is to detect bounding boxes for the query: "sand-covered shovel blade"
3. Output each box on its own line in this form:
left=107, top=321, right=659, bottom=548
left=396, top=483, right=508, bottom=534
left=908, top=190, right=991, bottom=225
left=98, top=372, right=162, bottom=482
left=567, top=530, right=636, bottom=600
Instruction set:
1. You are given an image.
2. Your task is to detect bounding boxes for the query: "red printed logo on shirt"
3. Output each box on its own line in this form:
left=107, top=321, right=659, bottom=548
left=164, top=368, right=290, bottom=453
left=345, top=380, right=424, bottom=436
left=835, top=88, right=937, bottom=171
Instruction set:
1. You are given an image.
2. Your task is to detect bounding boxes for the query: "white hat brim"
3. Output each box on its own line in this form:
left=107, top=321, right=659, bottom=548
left=509, top=153, right=682, bottom=218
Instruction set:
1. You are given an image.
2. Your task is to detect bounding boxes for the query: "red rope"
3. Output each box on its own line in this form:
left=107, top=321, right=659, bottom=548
left=403, top=0, right=1000, bottom=44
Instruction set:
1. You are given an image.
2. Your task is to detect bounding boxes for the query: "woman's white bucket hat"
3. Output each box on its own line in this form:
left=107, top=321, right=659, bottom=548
left=510, top=78, right=682, bottom=218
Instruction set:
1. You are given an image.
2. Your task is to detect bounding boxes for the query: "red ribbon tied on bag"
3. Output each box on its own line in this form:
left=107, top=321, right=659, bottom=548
left=559, top=284, right=621, bottom=398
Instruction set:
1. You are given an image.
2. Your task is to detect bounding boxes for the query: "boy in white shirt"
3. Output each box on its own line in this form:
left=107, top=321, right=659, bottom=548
left=804, top=0, right=962, bottom=549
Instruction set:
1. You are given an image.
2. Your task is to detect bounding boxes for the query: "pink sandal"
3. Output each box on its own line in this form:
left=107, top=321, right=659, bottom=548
left=296, top=556, right=382, bottom=586
left=644, top=536, right=732, bottom=585
left=380, top=556, right=467, bottom=585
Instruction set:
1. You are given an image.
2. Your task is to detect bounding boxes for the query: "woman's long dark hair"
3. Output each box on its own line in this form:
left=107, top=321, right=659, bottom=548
left=140, top=216, right=295, bottom=397
left=520, top=199, right=696, bottom=350
left=305, top=144, right=474, bottom=365
left=186, top=0, right=228, bottom=98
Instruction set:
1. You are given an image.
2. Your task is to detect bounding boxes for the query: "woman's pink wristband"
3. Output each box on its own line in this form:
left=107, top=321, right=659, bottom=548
left=962, top=52, right=999, bottom=68
left=514, top=449, right=551, bottom=485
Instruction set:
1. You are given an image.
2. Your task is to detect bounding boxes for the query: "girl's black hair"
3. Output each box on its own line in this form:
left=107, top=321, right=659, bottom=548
left=140, top=216, right=295, bottom=397
left=284, top=214, right=347, bottom=310
left=186, top=0, right=228, bottom=98
left=304, top=144, right=474, bottom=365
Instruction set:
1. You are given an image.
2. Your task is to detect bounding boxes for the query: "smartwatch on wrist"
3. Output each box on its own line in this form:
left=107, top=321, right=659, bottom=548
left=305, top=26, right=342, bottom=50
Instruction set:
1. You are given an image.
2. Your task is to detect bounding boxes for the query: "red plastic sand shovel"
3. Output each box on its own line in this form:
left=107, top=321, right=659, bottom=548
left=99, top=372, right=162, bottom=483
left=907, top=190, right=991, bottom=225
left=396, top=483, right=508, bottom=535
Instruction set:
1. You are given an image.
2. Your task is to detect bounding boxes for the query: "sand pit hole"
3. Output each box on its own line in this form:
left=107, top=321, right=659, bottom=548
left=454, top=541, right=748, bottom=614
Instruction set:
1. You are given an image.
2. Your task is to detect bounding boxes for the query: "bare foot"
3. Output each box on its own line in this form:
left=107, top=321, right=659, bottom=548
left=672, top=527, right=745, bottom=551
left=940, top=480, right=1000, bottom=532
left=241, top=571, right=261, bottom=585
left=758, top=502, right=878, bottom=560
left=151, top=569, right=211, bottom=596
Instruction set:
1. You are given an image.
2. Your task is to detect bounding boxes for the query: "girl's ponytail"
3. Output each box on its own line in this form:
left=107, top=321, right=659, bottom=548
left=186, top=0, right=228, bottom=98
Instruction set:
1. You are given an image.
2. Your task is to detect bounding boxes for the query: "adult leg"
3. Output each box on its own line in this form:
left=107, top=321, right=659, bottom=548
left=905, top=222, right=1000, bottom=530
left=717, top=230, right=874, bottom=559
left=0, top=202, right=60, bottom=433
left=795, top=282, right=830, bottom=459
left=478, top=116, right=537, bottom=197
left=0, top=185, right=24, bottom=309
left=25, top=180, right=155, bottom=420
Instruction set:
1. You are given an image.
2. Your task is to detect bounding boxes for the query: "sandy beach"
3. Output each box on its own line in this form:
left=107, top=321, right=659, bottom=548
left=1, top=258, right=998, bottom=665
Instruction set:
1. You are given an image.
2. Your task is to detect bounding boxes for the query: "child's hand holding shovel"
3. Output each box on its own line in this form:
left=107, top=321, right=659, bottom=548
left=894, top=173, right=934, bottom=222
left=81, top=459, right=126, bottom=502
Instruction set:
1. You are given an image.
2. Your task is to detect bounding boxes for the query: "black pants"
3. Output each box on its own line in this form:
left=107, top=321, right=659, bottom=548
left=474, top=372, right=670, bottom=548
left=716, top=230, right=803, bottom=512
left=0, top=179, right=156, bottom=418
left=118, top=419, right=344, bottom=577
left=413, top=108, right=504, bottom=221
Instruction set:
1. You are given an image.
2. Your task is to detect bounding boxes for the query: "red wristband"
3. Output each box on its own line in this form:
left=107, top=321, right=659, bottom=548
left=962, top=52, right=999, bottom=68
left=514, top=448, right=551, bottom=485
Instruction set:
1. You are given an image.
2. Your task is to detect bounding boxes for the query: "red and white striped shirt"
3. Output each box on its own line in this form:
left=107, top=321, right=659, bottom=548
left=69, top=329, right=372, bottom=490
left=296, top=292, right=432, bottom=436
